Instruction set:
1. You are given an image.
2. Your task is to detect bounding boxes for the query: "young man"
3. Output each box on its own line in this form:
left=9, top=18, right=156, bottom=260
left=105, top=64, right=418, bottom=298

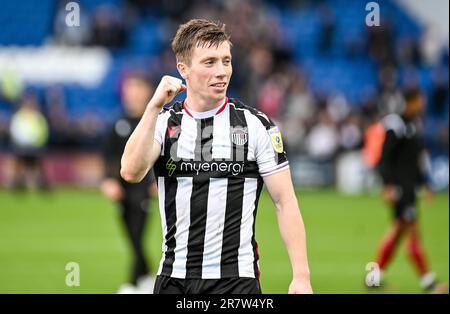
left=121, top=19, right=312, bottom=294
left=102, top=72, right=157, bottom=293
left=374, top=87, right=446, bottom=293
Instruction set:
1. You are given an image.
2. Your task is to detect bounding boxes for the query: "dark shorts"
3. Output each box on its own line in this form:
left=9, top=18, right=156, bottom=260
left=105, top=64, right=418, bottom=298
left=154, top=275, right=262, bottom=294
left=392, top=185, right=417, bottom=223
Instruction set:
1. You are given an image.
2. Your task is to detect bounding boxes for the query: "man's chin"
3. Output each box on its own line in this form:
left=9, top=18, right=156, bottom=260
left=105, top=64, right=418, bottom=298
left=210, top=92, right=227, bottom=101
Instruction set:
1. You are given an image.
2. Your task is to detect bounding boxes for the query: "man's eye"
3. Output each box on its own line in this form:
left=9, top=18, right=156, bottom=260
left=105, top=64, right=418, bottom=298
left=223, top=60, right=231, bottom=65
left=205, top=61, right=214, bottom=65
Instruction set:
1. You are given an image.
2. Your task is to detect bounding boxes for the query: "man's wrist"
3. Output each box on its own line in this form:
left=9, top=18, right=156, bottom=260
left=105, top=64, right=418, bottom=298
left=293, top=270, right=310, bottom=282
left=146, top=101, right=163, bottom=114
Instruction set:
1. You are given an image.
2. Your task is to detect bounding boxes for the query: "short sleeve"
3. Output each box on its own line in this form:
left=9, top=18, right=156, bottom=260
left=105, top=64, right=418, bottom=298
left=255, top=117, right=289, bottom=177
left=154, top=111, right=168, bottom=145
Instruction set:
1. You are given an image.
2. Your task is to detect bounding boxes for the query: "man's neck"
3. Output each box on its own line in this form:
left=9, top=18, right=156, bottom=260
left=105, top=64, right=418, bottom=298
left=185, top=91, right=225, bottom=112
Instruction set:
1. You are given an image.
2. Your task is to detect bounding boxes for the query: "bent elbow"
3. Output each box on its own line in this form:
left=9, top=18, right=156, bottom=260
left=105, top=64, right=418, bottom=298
left=120, top=167, right=143, bottom=183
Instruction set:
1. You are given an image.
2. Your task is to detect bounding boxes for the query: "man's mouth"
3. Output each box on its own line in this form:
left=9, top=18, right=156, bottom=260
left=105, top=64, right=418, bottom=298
left=210, top=83, right=226, bottom=88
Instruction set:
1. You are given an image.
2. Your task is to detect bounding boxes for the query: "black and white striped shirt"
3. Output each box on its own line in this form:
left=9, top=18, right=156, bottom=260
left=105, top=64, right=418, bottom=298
left=153, top=97, right=289, bottom=279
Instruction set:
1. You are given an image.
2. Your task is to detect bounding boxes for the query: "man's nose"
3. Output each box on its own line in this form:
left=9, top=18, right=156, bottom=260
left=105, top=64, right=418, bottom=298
left=215, top=63, right=226, bottom=78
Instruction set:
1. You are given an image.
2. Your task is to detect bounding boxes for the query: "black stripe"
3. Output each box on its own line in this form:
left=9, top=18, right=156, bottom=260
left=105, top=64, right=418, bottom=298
left=228, top=104, right=249, bottom=163
left=194, top=119, right=202, bottom=161
left=252, top=178, right=264, bottom=278
left=185, top=117, right=214, bottom=278
left=193, top=117, right=214, bottom=161
left=219, top=103, right=249, bottom=277
left=185, top=176, right=210, bottom=278
left=159, top=104, right=183, bottom=276
left=201, top=117, right=214, bottom=162
left=220, top=177, right=245, bottom=277
left=253, top=113, right=272, bottom=129
left=160, top=176, right=178, bottom=276
left=164, top=110, right=182, bottom=159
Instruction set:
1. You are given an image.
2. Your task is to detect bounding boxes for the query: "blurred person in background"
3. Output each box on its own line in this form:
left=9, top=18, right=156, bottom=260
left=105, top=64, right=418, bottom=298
left=9, top=95, right=49, bottom=190
left=101, top=72, right=157, bottom=293
left=89, top=4, right=128, bottom=48
left=339, top=112, right=363, bottom=152
left=429, top=66, right=448, bottom=118
left=377, top=66, right=404, bottom=115
left=305, top=110, right=339, bottom=162
left=282, top=69, right=316, bottom=155
left=318, top=3, right=335, bottom=54
left=371, top=87, right=447, bottom=293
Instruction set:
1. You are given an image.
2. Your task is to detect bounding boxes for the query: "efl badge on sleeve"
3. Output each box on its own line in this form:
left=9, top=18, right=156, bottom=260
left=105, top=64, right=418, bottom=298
left=268, top=127, right=284, bottom=153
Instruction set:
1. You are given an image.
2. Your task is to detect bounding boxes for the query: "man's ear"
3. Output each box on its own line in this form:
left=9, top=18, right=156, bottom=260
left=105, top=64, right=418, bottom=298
left=177, top=62, right=189, bottom=80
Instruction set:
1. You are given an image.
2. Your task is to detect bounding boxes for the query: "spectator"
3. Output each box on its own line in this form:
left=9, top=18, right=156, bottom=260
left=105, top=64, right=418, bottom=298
left=89, top=4, right=128, bottom=48
left=9, top=95, right=49, bottom=190
left=305, top=110, right=339, bottom=161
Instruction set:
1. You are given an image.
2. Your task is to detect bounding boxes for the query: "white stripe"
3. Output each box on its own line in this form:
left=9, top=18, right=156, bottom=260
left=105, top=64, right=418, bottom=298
left=238, top=178, right=258, bottom=278
left=201, top=178, right=229, bottom=279
left=212, top=105, right=231, bottom=159
left=171, top=177, right=193, bottom=278
left=177, top=114, right=197, bottom=160
left=157, top=176, right=166, bottom=275
left=243, top=107, right=262, bottom=161
left=155, top=111, right=170, bottom=155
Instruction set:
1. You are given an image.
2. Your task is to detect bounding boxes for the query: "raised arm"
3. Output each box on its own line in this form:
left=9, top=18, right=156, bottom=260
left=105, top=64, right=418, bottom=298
left=120, top=76, right=185, bottom=183
left=263, top=168, right=312, bottom=294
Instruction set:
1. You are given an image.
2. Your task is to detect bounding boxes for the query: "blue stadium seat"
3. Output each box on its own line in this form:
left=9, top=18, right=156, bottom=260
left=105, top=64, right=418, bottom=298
left=0, top=0, right=55, bottom=45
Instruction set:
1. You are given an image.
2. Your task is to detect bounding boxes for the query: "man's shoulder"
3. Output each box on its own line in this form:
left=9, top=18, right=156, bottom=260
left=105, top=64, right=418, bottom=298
left=228, top=98, right=273, bottom=128
left=160, top=101, right=183, bottom=114
left=382, top=113, right=406, bottom=138
left=228, top=97, right=258, bottom=114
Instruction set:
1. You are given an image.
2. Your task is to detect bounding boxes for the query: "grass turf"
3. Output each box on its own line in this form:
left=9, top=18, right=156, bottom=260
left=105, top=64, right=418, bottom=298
left=0, top=188, right=447, bottom=293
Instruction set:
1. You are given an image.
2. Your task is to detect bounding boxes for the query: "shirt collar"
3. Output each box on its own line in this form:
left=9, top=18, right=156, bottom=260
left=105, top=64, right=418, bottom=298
left=183, top=97, right=228, bottom=119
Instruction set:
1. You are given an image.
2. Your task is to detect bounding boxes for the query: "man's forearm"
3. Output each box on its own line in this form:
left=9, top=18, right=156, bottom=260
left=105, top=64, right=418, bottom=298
left=121, top=75, right=185, bottom=183
left=120, top=102, right=160, bottom=182
left=275, top=196, right=311, bottom=281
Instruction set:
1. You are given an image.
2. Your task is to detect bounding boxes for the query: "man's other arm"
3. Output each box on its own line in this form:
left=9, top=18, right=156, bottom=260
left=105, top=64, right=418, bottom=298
left=264, top=169, right=313, bottom=294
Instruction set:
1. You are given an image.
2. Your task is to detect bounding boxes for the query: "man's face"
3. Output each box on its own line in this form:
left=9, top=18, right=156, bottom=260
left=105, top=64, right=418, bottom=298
left=181, top=41, right=232, bottom=103
left=407, top=94, right=425, bottom=118
left=122, top=77, right=153, bottom=117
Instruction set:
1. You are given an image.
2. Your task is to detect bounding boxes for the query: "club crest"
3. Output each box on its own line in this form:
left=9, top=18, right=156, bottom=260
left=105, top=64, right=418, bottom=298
left=230, top=126, right=248, bottom=146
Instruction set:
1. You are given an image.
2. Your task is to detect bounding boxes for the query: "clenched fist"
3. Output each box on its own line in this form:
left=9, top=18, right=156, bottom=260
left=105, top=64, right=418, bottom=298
left=150, top=75, right=186, bottom=109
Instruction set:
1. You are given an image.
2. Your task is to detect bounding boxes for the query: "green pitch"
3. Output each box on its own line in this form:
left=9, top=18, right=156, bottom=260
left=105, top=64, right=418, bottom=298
left=0, top=188, right=448, bottom=293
